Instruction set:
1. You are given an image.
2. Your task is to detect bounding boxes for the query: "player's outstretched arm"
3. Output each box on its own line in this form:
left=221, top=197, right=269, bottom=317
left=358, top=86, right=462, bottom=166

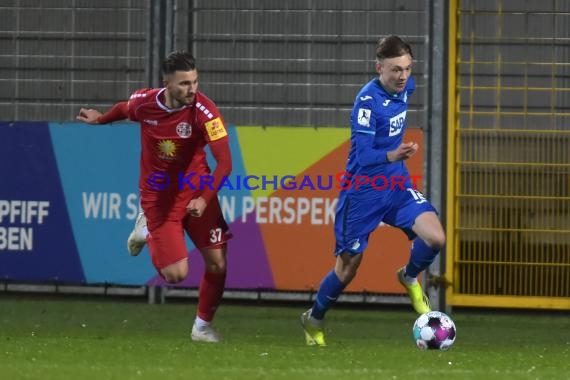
left=76, top=101, right=129, bottom=124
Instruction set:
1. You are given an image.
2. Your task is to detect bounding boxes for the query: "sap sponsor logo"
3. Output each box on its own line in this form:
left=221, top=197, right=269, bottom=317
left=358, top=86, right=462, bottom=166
left=0, top=200, right=50, bottom=251
left=389, top=110, right=406, bottom=137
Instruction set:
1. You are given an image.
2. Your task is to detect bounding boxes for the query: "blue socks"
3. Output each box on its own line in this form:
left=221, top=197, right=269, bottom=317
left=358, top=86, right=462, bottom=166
left=405, top=238, right=440, bottom=278
left=309, top=239, right=439, bottom=320
left=310, top=270, right=346, bottom=320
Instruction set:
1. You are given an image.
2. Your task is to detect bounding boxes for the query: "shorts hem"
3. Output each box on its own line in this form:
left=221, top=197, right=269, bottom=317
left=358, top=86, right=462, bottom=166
left=155, top=256, right=188, bottom=271
left=334, top=247, right=364, bottom=256
left=195, top=233, right=233, bottom=251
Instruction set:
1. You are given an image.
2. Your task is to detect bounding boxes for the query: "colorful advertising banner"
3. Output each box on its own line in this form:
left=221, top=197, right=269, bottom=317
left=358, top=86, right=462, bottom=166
left=0, top=122, right=424, bottom=294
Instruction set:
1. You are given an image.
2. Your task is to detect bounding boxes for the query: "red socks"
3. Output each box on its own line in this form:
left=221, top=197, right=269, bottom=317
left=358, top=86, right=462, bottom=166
left=197, top=271, right=226, bottom=322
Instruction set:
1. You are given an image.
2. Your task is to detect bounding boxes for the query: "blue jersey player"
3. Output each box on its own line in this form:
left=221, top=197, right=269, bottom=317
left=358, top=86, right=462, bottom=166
left=300, top=36, right=446, bottom=346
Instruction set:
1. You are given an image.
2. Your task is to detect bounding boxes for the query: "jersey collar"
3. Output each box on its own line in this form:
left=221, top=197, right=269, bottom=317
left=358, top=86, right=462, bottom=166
left=376, top=78, right=405, bottom=100
left=155, top=88, right=194, bottom=113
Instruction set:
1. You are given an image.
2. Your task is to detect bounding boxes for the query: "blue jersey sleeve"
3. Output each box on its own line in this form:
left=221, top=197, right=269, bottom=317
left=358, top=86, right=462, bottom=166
left=354, top=133, right=389, bottom=166
left=351, top=94, right=376, bottom=133
left=350, top=97, right=389, bottom=166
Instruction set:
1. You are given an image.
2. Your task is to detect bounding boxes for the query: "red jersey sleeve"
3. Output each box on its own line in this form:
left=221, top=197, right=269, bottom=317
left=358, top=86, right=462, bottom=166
left=194, top=95, right=229, bottom=143
left=194, top=95, right=232, bottom=204
left=201, top=138, right=232, bottom=204
left=96, top=101, right=129, bottom=124
left=127, top=88, right=154, bottom=122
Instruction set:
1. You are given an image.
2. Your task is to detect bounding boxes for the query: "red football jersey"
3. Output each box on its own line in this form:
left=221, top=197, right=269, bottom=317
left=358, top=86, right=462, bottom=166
left=127, top=88, right=229, bottom=204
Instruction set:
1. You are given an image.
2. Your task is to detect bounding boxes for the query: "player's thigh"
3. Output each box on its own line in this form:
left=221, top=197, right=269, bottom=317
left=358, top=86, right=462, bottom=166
left=383, top=188, right=438, bottom=240
left=184, top=197, right=232, bottom=250
left=334, top=195, right=386, bottom=254
left=146, top=220, right=188, bottom=271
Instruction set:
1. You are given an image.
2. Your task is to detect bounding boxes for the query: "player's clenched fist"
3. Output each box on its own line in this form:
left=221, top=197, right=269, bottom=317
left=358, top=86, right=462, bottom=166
left=387, top=141, right=419, bottom=162
left=187, top=196, right=207, bottom=217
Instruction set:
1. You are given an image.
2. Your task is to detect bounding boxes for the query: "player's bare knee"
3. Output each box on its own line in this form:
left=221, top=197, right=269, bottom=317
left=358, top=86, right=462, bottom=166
left=206, top=262, right=226, bottom=274
left=161, top=266, right=188, bottom=284
left=425, top=232, right=446, bottom=251
left=163, top=272, right=185, bottom=284
left=336, top=266, right=358, bottom=284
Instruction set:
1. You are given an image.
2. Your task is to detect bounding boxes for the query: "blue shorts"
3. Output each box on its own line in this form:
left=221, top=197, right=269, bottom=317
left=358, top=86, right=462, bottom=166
left=333, top=188, right=437, bottom=255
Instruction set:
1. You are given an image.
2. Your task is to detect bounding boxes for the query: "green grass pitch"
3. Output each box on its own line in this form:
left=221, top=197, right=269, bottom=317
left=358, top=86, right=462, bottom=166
left=0, top=296, right=568, bottom=379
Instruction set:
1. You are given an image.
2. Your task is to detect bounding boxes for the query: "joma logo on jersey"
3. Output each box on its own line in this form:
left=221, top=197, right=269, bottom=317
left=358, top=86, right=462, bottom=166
left=389, top=110, right=406, bottom=137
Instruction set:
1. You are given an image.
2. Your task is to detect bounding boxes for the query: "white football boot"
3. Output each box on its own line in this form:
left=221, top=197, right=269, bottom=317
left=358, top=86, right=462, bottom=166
left=191, top=324, right=222, bottom=343
left=127, top=212, right=147, bottom=256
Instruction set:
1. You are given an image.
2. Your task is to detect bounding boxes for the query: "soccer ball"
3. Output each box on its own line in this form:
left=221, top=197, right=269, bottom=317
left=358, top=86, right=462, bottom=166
left=412, top=311, right=456, bottom=350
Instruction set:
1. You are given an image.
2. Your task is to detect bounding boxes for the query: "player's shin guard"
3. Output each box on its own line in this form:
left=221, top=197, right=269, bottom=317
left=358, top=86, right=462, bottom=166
left=310, top=270, right=346, bottom=320
left=405, top=238, right=440, bottom=278
left=197, top=271, right=226, bottom=322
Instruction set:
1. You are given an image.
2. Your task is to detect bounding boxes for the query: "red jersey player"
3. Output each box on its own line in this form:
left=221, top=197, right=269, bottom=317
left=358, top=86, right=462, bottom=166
left=77, top=52, right=232, bottom=343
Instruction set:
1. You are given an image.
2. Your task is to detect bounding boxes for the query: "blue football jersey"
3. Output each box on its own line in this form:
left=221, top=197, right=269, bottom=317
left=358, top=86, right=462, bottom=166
left=341, top=76, right=416, bottom=198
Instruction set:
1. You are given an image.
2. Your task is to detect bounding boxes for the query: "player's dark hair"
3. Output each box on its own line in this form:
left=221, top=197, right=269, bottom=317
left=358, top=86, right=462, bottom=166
left=376, top=35, right=413, bottom=60
left=161, top=51, right=196, bottom=75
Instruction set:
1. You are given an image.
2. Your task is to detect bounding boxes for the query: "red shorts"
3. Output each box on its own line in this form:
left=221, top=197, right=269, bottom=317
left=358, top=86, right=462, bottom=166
left=142, top=197, right=232, bottom=271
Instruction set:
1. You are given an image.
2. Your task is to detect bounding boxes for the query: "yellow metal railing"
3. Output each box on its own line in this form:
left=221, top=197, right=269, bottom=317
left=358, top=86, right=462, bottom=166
left=446, top=0, right=570, bottom=310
